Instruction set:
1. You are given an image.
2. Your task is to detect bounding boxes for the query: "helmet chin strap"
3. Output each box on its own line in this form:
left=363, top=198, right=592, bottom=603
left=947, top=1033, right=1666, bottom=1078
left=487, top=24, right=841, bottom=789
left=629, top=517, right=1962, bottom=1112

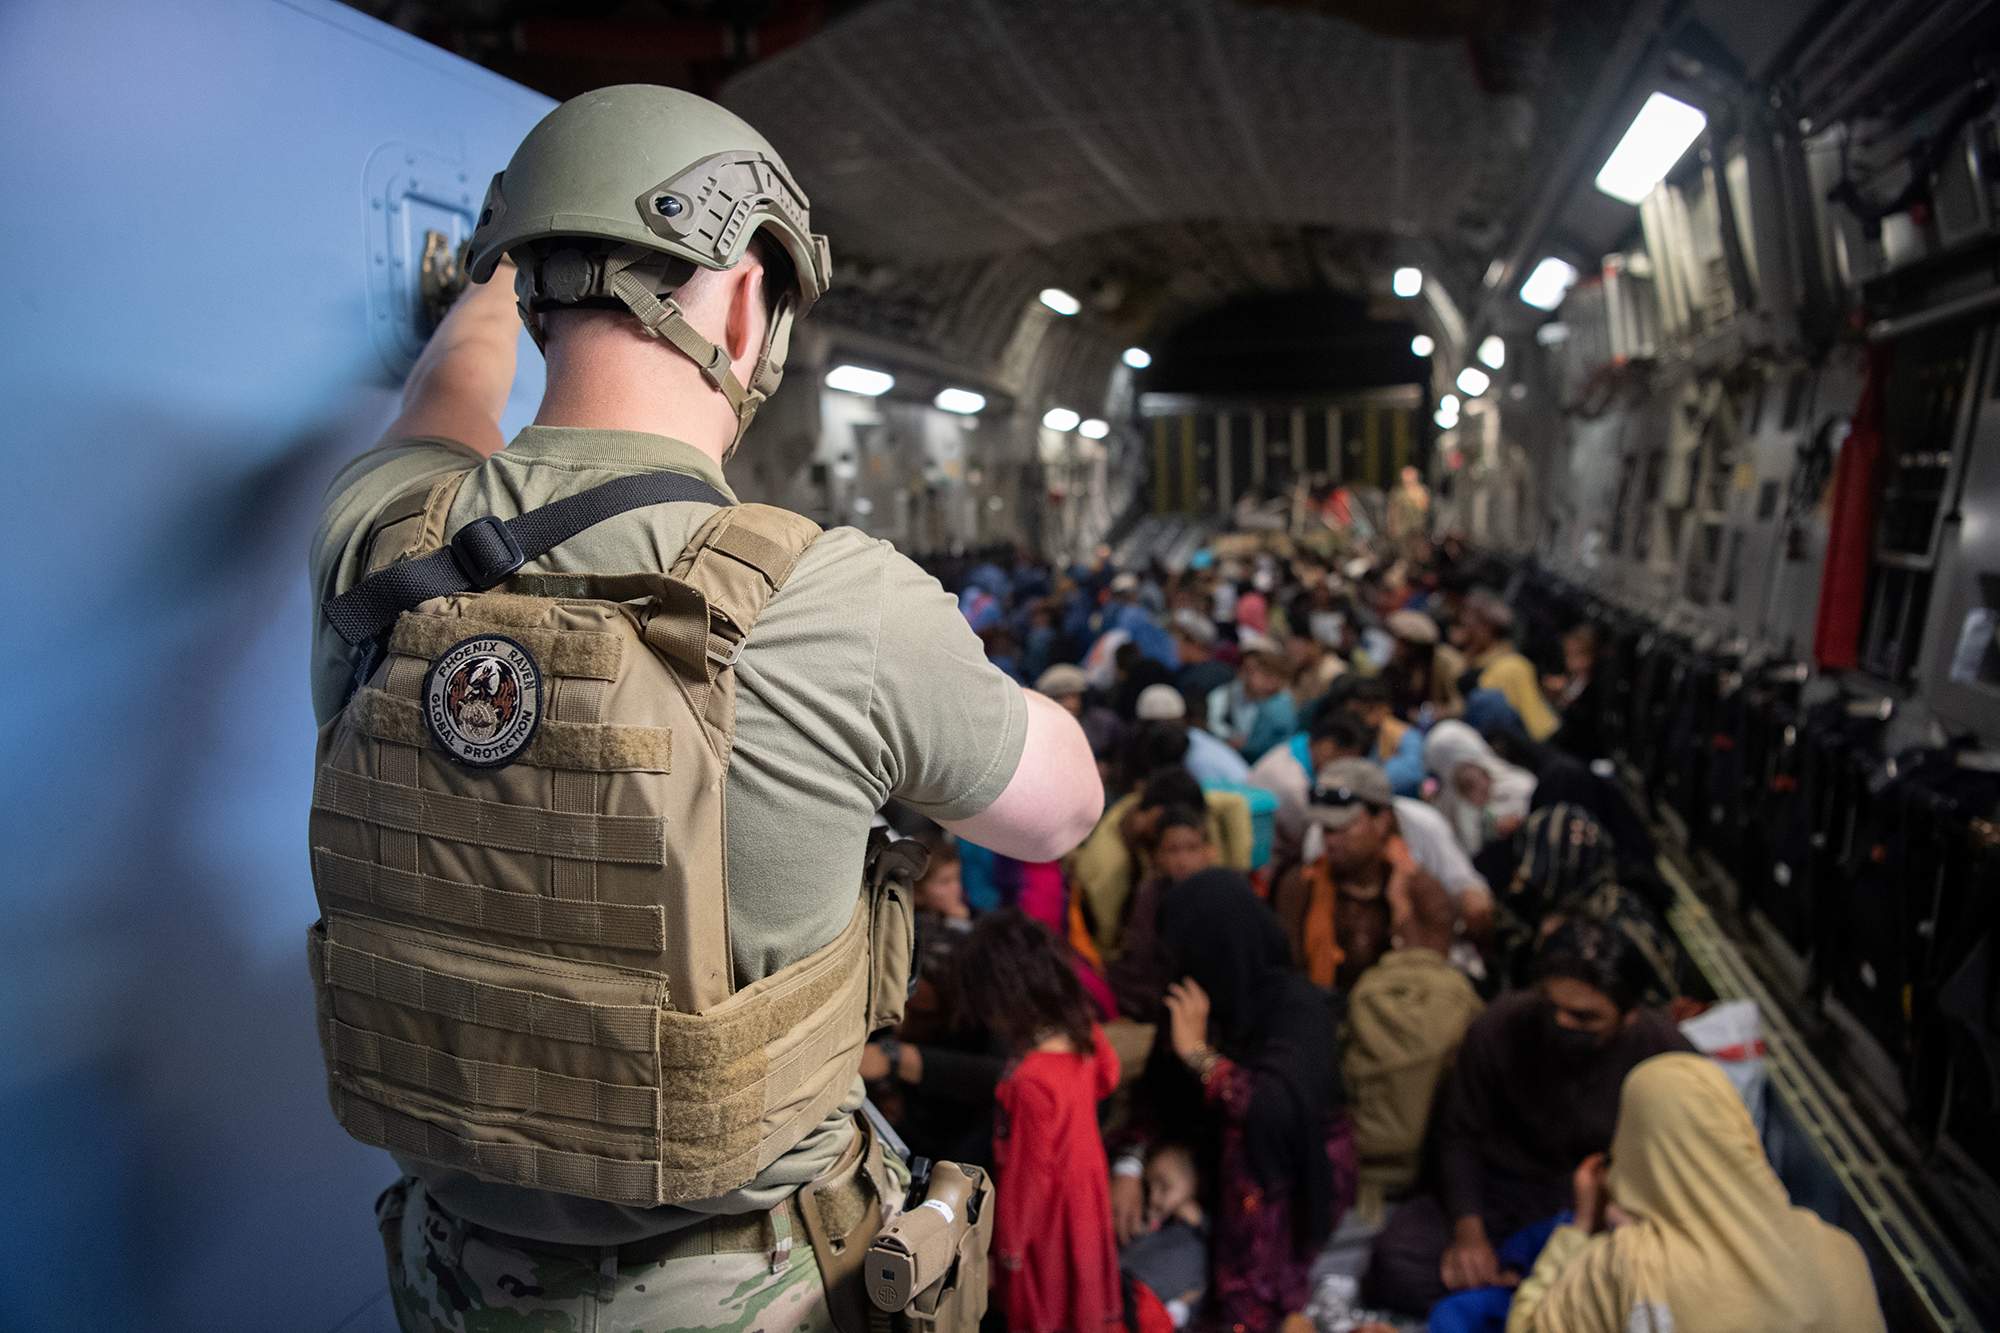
left=514, top=245, right=789, bottom=464
left=603, top=248, right=780, bottom=465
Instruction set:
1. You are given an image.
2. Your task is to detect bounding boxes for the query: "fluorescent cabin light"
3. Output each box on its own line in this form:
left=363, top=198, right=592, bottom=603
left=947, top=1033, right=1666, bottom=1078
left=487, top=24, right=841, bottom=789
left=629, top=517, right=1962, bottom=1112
left=934, top=387, right=986, bottom=414
left=1440, top=394, right=1458, bottom=413
left=1519, top=257, right=1579, bottom=311
left=1595, top=92, right=1707, bottom=205
left=1039, top=288, right=1081, bottom=315
left=1411, top=334, right=1436, bottom=357
left=1434, top=408, right=1458, bottom=428
left=1079, top=418, right=1110, bottom=439
left=1122, top=347, right=1152, bottom=369
left=1456, top=366, right=1491, bottom=397
left=1478, top=335, right=1506, bottom=369
left=1483, top=259, right=1507, bottom=287
left=1042, top=407, right=1081, bottom=431
left=1392, top=267, right=1423, bottom=298
left=1536, top=322, right=1572, bottom=346
left=826, top=364, right=894, bottom=396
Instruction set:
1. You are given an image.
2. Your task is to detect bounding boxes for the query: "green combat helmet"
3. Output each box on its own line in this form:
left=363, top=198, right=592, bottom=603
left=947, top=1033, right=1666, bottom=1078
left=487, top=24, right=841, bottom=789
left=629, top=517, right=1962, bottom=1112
left=463, top=84, right=832, bottom=454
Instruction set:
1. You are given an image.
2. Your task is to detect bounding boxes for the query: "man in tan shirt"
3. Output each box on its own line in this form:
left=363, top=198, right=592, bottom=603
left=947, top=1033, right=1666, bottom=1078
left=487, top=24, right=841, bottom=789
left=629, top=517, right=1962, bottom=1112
left=1451, top=592, right=1557, bottom=740
left=312, top=86, right=1100, bottom=1333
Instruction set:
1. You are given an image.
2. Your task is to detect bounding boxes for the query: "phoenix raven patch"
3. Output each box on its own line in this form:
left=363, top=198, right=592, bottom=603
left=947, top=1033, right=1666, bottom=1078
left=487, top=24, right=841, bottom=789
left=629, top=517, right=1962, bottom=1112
left=423, top=634, right=543, bottom=768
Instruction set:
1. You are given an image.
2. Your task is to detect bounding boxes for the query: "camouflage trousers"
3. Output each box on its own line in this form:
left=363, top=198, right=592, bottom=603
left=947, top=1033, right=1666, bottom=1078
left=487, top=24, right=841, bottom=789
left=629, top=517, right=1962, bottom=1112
left=377, top=1176, right=836, bottom=1333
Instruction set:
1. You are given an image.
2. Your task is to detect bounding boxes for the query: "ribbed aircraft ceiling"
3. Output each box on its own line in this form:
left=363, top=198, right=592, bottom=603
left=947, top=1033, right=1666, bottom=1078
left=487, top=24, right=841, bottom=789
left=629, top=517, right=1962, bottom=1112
left=347, top=0, right=1625, bottom=362
left=723, top=0, right=1523, bottom=266
left=717, top=0, right=1581, bottom=367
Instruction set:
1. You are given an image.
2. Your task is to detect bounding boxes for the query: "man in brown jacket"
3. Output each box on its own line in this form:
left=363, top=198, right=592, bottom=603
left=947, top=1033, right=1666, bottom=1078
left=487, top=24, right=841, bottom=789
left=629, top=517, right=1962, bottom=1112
left=1270, top=759, right=1455, bottom=992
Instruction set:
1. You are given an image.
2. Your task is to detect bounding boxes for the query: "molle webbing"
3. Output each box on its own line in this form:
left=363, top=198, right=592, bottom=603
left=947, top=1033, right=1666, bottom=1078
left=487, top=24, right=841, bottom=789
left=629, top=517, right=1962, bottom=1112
left=389, top=614, right=625, bottom=679
left=322, top=937, right=661, bottom=1051
left=310, top=500, right=888, bottom=1207
left=336, top=1094, right=666, bottom=1204
left=312, top=766, right=666, bottom=864
left=327, top=1020, right=659, bottom=1128
left=312, top=847, right=666, bottom=952
left=314, top=900, right=870, bottom=1206
left=346, top=685, right=672, bottom=773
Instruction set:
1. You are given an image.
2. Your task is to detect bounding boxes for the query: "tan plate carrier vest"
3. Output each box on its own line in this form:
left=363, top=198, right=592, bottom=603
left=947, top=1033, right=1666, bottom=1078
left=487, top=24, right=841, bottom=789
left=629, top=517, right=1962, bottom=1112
left=308, top=473, right=918, bottom=1207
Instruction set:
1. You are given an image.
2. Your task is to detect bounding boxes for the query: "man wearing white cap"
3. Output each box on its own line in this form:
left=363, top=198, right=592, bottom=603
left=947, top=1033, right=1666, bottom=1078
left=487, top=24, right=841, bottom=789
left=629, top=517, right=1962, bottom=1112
left=1135, top=682, right=1250, bottom=784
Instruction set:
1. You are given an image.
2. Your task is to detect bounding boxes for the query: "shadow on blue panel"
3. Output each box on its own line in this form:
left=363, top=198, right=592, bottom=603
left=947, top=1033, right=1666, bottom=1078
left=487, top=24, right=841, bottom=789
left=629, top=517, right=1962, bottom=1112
left=0, top=1, right=551, bottom=1328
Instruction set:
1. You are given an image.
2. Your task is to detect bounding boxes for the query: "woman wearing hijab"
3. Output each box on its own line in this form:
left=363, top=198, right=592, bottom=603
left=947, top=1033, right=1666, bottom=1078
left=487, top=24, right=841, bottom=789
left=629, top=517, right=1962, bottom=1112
left=1495, top=806, right=1678, bottom=1004
left=1506, top=1053, right=1883, bottom=1333
left=1425, top=720, right=1538, bottom=855
left=1110, top=870, right=1358, bottom=1332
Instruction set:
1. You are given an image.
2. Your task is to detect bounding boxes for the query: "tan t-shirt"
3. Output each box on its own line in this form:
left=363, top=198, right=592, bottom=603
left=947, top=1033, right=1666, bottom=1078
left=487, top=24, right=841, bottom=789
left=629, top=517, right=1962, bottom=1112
left=309, top=425, right=1028, bottom=1243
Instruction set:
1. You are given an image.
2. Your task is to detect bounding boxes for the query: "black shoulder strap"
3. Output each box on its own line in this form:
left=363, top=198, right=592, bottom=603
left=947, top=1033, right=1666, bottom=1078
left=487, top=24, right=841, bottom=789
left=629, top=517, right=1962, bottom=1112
left=323, top=469, right=730, bottom=647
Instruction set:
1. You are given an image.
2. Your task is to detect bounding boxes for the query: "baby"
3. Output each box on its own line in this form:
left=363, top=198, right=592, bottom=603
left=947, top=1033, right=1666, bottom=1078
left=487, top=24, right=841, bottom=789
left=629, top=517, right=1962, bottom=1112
left=1119, top=1143, right=1209, bottom=1327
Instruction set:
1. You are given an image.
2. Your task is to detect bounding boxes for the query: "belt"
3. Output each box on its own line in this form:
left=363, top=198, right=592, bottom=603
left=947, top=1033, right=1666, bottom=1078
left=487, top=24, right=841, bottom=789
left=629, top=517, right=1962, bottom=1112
left=457, top=1128, right=879, bottom=1269
left=460, top=1197, right=804, bottom=1268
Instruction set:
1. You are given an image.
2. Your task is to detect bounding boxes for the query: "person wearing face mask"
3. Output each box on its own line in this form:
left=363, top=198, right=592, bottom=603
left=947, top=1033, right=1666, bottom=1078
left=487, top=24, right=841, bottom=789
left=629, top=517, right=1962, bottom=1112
left=1365, top=919, right=1693, bottom=1318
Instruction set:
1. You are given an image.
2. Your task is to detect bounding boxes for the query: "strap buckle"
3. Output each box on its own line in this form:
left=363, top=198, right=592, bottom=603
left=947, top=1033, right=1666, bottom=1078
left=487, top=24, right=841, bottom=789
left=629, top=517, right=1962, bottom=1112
left=449, top=515, right=527, bottom=589
left=707, top=633, right=746, bottom=667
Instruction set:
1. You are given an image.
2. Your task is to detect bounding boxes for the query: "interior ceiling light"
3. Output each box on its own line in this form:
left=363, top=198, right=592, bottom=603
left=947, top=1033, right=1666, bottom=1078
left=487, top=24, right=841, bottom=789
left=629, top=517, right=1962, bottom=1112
left=1392, top=267, right=1423, bottom=298
left=1477, top=335, right=1506, bottom=369
left=1456, top=366, right=1492, bottom=397
left=1042, top=407, right=1081, bottom=431
left=1483, top=259, right=1507, bottom=287
left=1079, top=418, right=1110, bottom=439
left=1519, top=257, right=1579, bottom=312
left=1434, top=408, right=1457, bottom=428
left=1122, top=347, right=1152, bottom=369
left=1595, top=91, right=1708, bottom=205
left=1536, top=322, right=1572, bottom=346
left=1410, top=334, right=1436, bottom=357
left=933, top=387, right=986, bottom=414
left=1038, top=287, right=1081, bottom=316
left=826, top=364, right=894, bottom=396
left=1440, top=394, right=1458, bottom=413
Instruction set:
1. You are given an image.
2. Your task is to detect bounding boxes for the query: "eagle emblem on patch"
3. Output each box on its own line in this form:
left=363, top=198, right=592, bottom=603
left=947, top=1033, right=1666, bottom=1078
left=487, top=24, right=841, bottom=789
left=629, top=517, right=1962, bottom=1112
left=423, top=634, right=543, bottom=768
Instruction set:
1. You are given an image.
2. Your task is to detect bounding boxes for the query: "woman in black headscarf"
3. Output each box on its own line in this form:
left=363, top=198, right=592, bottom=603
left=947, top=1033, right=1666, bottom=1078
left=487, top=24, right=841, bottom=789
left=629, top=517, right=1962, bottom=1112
left=1494, top=803, right=1681, bottom=1004
left=1110, top=869, right=1358, bottom=1333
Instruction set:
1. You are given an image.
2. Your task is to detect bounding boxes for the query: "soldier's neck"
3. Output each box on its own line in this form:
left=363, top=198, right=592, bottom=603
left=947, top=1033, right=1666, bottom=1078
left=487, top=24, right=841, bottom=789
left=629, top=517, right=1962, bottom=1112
left=535, top=320, right=736, bottom=467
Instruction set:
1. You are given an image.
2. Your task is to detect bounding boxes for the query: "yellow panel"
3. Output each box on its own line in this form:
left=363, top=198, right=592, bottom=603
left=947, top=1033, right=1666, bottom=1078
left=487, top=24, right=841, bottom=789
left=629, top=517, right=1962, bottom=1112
left=1153, top=417, right=1171, bottom=513
left=1392, top=408, right=1411, bottom=472
left=1363, top=408, right=1382, bottom=487
left=1180, top=416, right=1198, bottom=514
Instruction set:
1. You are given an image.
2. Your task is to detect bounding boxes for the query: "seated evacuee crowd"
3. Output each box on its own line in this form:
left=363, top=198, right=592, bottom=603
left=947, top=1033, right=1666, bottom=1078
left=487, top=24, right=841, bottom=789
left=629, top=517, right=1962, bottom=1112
left=876, top=503, right=1884, bottom=1333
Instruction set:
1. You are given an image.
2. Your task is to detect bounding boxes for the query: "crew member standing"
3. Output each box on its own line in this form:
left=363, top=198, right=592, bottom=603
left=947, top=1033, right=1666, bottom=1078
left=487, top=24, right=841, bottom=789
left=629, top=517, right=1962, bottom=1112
left=307, top=86, right=1100, bottom=1333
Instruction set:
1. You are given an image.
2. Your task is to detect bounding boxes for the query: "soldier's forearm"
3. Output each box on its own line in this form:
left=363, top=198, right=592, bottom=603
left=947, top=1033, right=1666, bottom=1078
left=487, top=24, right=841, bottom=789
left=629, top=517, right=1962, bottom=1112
left=381, top=260, right=520, bottom=457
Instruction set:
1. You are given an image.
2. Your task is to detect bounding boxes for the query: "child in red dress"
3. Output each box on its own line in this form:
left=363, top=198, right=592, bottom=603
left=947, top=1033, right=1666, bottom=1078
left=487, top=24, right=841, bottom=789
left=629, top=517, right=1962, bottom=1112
left=958, top=910, right=1123, bottom=1333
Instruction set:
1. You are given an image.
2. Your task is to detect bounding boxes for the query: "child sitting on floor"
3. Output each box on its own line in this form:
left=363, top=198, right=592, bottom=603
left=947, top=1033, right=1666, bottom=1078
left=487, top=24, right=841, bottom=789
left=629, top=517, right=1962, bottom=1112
left=1119, top=1142, right=1210, bottom=1328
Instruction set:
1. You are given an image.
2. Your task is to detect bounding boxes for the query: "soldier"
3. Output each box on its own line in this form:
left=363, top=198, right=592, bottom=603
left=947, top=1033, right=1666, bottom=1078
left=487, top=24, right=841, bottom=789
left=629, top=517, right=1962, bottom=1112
left=307, top=85, right=1100, bottom=1333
